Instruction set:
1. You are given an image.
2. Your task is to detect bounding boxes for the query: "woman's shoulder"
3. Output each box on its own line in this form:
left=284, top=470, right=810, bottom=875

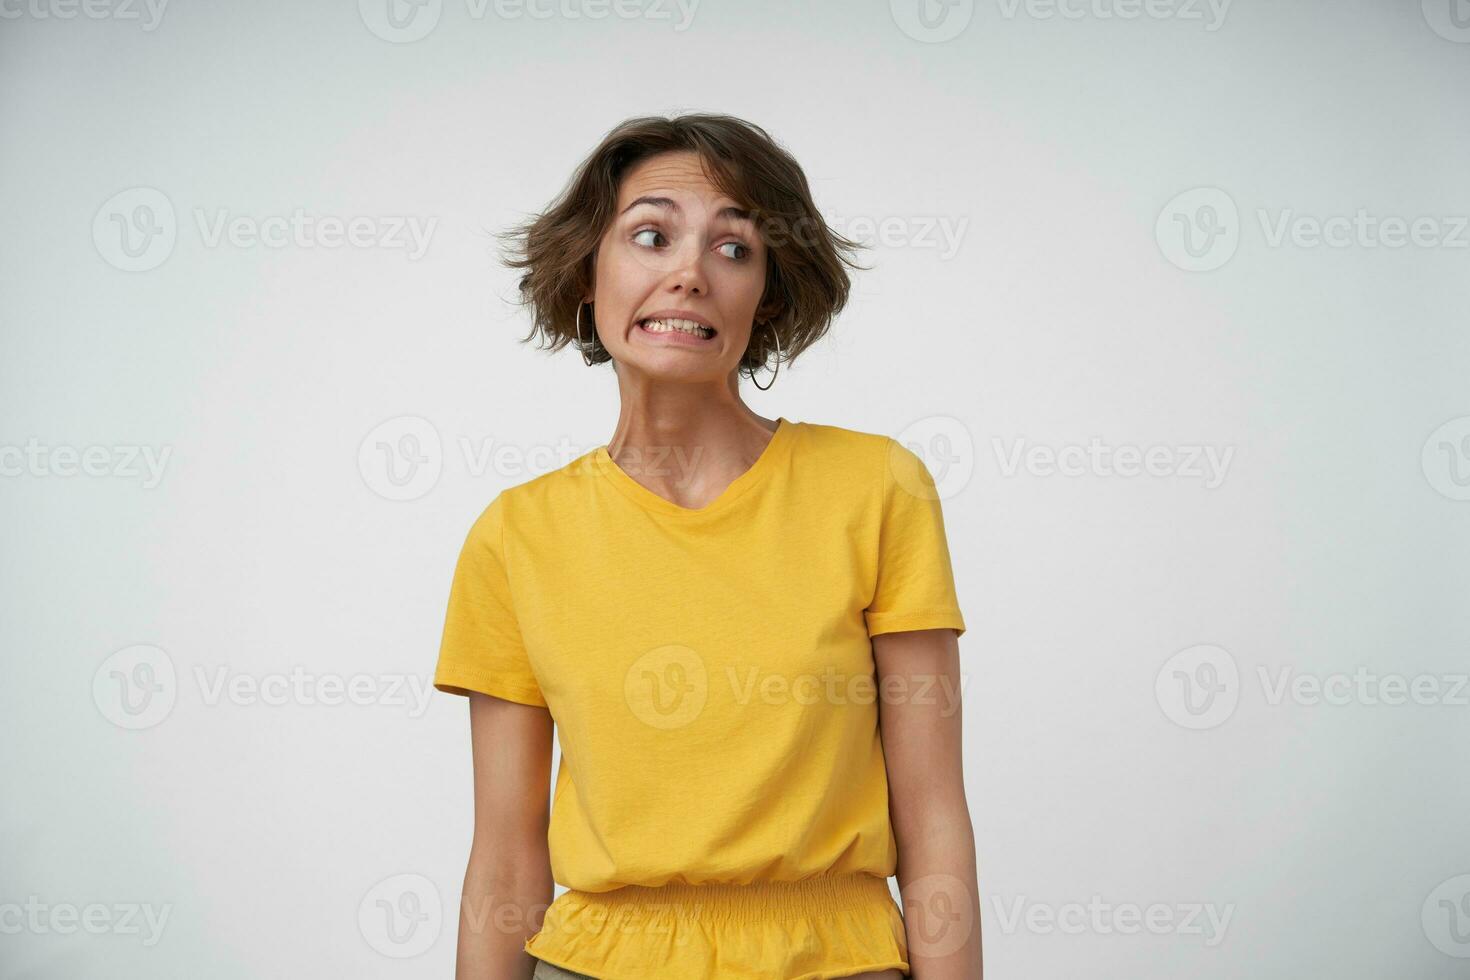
left=795, top=419, right=942, bottom=499
left=791, top=417, right=899, bottom=464
left=500, top=445, right=600, bottom=501
left=458, top=445, right=600, bottom=527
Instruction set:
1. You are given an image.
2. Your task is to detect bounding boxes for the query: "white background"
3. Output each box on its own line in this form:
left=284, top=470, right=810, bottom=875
left=2, top=0, right=1469, bottom=977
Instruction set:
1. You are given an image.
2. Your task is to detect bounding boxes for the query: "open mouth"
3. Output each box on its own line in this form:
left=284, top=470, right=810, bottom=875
left=636, top=317, right=718, bottom=341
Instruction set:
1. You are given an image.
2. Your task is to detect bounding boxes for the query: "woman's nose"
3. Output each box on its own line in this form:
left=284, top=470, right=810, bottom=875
left=665, top=244, right=708, bottom=295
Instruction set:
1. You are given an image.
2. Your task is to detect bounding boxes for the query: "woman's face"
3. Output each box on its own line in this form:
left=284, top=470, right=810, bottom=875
left=589, top=150, right=770, bottom=382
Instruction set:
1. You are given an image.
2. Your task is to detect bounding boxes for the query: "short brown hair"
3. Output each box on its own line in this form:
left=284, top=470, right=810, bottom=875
left=497, top=112, right=867, bottom=372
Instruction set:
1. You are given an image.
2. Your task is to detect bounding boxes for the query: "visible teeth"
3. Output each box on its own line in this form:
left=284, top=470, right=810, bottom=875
left=642, top=317, right=713, bottom=338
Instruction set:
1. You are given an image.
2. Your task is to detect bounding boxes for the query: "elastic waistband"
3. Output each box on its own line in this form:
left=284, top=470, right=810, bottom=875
left=559, top=872, right=893, bottom=923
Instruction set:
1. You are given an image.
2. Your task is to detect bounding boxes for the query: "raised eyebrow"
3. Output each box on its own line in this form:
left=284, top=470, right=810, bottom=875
left=621, top=196, right=755, bottom=226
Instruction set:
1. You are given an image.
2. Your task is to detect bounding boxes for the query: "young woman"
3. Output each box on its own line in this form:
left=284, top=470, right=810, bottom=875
left=434, top=113, right=982, bottom=979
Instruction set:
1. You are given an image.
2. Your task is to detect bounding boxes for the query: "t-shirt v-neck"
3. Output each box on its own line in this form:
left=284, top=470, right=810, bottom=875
left=590, top=416, right=794, bottom=517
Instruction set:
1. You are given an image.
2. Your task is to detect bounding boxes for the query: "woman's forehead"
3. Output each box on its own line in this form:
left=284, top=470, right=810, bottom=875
left=619, top=153, right=734, bottom=207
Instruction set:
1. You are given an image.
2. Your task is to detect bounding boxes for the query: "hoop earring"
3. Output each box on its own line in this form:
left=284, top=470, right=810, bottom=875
left=575, top=302, right=596, bottom=366
left=741, top=321, right=782, bottom=391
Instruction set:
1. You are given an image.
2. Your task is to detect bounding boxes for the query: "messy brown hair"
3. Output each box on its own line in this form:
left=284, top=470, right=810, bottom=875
left=497, top=112, right=868, bottom=373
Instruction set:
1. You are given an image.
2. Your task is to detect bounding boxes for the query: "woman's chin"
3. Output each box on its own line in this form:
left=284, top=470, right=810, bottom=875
left=620, top=352, right=731, bottom=382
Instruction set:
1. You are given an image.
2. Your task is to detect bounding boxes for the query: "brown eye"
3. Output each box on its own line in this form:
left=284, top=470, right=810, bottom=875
left=633, top=229, right=665, bottom=248
left=718, top=241, right=750, bottom=260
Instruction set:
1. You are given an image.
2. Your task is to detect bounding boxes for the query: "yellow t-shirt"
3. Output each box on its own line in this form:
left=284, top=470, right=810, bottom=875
left=434, top=417, right=966, bottom=980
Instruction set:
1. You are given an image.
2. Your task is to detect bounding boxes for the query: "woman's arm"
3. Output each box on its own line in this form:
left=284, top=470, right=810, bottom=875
left=874, top=627, right=983, bottom=979
left=454, top=693, right=555, bottom=980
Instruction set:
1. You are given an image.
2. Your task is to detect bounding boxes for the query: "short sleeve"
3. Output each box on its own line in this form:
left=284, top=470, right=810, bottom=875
left=863, top=437, right=968, bottom=639
left=433, top=493, right=548, bottom=706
